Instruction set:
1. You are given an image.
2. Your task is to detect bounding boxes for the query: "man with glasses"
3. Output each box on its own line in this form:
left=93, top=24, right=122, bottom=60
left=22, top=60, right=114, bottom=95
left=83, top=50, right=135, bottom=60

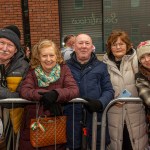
left=0, top=27, right=29, bottom=149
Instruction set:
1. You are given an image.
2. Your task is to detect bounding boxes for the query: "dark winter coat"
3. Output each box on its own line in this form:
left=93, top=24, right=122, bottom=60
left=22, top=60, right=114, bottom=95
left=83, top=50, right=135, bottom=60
left=0, top=50, right=29, bottom=99
left=136, top=72, right=150, bottom=106
left=64, top=52, right=114, bottom=149
left=0, top=49, right=29, bottom=150
left=136, top=71, right=150, bottom=146
left=19, top=64, right=79, bottom=150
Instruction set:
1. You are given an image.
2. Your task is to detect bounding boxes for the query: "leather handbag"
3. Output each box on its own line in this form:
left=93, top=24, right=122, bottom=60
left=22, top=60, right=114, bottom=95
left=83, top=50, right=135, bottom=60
left=30, top=115, right=67, bottom=148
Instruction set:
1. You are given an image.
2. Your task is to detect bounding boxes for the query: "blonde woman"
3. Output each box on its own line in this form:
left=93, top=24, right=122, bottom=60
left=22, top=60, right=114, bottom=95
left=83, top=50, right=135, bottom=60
left=19, top=39, right=79, bottom=150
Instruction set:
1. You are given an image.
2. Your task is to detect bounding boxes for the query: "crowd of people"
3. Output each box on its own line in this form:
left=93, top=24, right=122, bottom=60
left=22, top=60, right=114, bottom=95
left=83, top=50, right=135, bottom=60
left=0, top=25, right=149, bottom=150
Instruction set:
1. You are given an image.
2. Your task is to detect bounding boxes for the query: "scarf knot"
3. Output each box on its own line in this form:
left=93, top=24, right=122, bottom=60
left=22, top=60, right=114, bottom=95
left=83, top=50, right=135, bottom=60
left=35, top=64, right=61, bottom=87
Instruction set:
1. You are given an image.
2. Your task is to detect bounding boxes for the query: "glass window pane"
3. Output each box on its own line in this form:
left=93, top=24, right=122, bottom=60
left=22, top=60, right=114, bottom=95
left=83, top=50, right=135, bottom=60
left=60, top=0, right=150, bottom=54
left=103, top=0, right=150, bottom=48
left=60, top=0, right=103, bottom=53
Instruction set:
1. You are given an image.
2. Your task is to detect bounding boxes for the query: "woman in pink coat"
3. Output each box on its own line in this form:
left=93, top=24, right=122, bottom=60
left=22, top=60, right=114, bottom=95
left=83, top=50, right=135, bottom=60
left=19, top=39, right=79, bottom=150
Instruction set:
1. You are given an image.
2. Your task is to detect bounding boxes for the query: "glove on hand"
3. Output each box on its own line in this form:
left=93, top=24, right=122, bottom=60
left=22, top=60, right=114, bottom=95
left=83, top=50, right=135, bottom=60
left=40, top=90, right=59, bottom=109
left=84, top=98, right=103, bottom=113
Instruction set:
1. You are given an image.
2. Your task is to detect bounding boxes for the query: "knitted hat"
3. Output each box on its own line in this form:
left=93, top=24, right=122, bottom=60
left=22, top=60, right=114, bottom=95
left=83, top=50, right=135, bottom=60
left=0, top=28, right=21, bottom=51
left=137, top=40, right=150, bottom=61
left=4, top=25, right=21, bottom=39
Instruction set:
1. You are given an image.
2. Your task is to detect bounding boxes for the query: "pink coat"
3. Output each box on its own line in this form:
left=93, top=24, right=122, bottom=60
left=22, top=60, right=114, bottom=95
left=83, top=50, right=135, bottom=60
left=19, top=64, right=79, bottom=150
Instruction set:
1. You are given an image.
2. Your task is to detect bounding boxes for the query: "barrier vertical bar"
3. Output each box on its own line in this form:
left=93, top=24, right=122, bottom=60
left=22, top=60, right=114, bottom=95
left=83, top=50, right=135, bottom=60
left=91, top=112, right=97, bottom=150
left=0, top=98, right=37, bottom=150
left=100, top=97, right=142, bottom=150
left=70, top=98, right=98, bottom=150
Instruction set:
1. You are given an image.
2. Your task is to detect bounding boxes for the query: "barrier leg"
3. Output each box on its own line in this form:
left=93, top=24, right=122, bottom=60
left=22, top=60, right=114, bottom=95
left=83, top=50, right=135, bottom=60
left=91, top=112, right=97, bottom=150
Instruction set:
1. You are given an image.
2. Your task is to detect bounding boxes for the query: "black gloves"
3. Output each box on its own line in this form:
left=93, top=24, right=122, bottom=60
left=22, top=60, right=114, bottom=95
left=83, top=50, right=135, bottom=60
left=84, top=98, right=103, bottom=113
left=40, top=90, right=59, bottom=107
left=39, top=90, right=62, bottom=116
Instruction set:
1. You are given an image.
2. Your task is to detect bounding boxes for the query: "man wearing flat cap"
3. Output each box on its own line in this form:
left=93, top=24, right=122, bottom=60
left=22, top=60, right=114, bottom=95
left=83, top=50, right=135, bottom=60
left=0, top=26, right=29, bottom=149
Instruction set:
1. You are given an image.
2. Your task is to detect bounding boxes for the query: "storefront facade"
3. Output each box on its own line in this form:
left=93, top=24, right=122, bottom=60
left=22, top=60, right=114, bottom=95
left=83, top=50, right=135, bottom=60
left=0, top=0, right=150, bottom=54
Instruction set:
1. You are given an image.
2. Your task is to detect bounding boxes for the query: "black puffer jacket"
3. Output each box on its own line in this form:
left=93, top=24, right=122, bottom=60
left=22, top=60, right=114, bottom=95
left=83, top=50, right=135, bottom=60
left=136, top=72, right=150, bottom=106
left=136, top=70, right=150, bottom=145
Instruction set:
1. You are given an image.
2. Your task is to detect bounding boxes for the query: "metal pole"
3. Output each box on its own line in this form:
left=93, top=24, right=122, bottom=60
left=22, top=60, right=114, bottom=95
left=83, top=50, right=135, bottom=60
left=70, top=98, right=98, bottom=150
left=92, top=112, right=97, bottom=150
left=0, top=98, right=37, bottom=150
left=100, top=97, right=142, bottom=150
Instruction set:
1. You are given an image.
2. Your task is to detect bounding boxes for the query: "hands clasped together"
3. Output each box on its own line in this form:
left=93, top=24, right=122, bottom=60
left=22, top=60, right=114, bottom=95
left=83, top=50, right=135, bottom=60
left=39, top=90, right=62, bottom=116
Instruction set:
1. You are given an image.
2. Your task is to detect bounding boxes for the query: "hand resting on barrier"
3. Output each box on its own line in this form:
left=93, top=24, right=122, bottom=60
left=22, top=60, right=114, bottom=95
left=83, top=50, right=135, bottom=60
left=39, top=90, right=59, bottom=104
left=83, top=98, right=103, bottom=113
left=39, top=90, right=62, bottom=116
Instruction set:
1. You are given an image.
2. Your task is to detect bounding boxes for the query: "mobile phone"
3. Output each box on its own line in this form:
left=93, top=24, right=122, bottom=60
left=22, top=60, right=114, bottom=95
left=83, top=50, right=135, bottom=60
left=118, top=89, right=132, bottom=98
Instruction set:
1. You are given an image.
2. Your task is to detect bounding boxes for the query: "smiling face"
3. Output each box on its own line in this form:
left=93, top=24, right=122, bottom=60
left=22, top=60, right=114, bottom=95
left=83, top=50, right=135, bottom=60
left=111, top=37, right=127, bottom=61
left=0, top=38, right=17, bottom=64
left=74, top=34, right=94, bottom=64
left=39, top=46, right=57, bottom=75
left=140, top=53, right=150, bottom=69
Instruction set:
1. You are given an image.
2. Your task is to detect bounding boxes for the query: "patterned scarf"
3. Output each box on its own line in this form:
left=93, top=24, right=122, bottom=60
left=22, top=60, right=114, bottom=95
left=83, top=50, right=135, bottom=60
left=139, top=65, right=150, bottom=81
left=35, top=64, right=61, bottom=87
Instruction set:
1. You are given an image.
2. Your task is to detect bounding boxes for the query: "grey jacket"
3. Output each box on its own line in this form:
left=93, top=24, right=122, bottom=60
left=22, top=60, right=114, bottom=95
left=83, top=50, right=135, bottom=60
left=0, top=49, right=29, bottom=149
left=0, top=50, right=29, bottom=99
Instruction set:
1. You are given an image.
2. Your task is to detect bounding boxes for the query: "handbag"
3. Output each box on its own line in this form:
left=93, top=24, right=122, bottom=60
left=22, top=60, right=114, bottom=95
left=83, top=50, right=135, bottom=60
left=30, top=114, right=67, bottom=148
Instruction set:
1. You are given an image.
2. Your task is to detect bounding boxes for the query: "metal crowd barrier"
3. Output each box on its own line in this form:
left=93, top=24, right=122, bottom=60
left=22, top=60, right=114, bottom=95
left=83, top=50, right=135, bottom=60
left=0, top=98, right=37, bottom=150
left=0, top=98, right=142, bottom=150
left=0, top=98, right=97, bottom=150
left=70, top=98, right=98, bottom=150
left=100, top=97, right=142, bottom=150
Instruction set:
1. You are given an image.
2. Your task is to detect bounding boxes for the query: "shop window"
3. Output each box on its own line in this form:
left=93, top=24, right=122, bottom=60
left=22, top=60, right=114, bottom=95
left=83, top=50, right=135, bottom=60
left=104, top=0, right=112, bottom=8
left=60, top=0, right=103, bottom=53
left=60, top=0, right=150, bottom=54
left=131, top=0, right=140, bottom=7
left=74, top=0, right=84, bottom=9
left=103, top=0, right=150, bottom=48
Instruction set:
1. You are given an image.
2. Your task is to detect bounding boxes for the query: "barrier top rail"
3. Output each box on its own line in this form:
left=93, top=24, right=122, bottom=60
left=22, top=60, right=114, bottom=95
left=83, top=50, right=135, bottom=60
left=0, top=98, right=37, bottom=103
left=100, top=97, right=142, bottom=150
left=69, top=97, right=88, bottom=103
left=0, top=98, right=87, bottom=104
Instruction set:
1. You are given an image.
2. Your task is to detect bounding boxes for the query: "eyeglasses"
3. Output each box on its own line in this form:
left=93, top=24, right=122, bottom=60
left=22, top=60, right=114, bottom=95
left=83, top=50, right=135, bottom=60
left=111, top=43, right=126, bottom=48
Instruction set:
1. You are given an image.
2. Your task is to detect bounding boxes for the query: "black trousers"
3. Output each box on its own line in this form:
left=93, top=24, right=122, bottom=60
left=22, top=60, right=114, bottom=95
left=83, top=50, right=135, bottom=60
left=122, top=123, right=133, bottom=150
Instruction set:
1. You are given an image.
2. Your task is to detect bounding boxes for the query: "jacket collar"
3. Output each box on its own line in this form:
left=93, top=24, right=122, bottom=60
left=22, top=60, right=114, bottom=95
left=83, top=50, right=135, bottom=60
left=68, top=52, right=98, bottom=71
